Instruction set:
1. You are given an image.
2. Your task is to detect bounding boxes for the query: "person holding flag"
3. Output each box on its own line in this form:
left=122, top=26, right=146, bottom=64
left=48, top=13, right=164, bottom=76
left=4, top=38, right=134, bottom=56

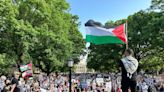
left=119, top=49, right=139, bottom=92
left=85, top=20, right=138, bottom=92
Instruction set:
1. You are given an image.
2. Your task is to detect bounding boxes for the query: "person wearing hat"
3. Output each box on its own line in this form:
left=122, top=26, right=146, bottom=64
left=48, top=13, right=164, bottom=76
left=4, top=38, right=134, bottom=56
left=119, top=49, right=139, bottom=92
left=11, top=71, right=20, bottom=92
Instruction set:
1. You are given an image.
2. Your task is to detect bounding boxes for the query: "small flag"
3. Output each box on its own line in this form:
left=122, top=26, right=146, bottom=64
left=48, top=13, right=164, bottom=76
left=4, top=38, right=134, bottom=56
left=20, top=63, right=32, bottom=72
left=22, top=70, right=33, bottom=78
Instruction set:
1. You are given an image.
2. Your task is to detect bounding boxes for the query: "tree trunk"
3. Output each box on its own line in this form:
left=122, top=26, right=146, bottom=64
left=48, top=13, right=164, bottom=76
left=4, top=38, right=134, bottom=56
left=46, top=61, right=51, bottom=76
left=16, top=52, right=24, bottom=72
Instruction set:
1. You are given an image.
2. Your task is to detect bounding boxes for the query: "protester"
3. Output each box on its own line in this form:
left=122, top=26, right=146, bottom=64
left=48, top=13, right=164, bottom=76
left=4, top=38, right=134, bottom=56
left=159, top=82, right=164, bottom=92
left=1, top=79, right=11, bottom=92
left=0, top=76, right=6, bottom=92
left=119, top=48, right=139, bottom=92
left=141, top=81, right=148, bottom=92
left=18, top=78, right=26, bottom=92
left=32, top=82, right=40, bottom=92
left=11, top=71, right=20, bottom=92
left=136, top=79, right=143, bottom=92
left=105, top=79, right=112, bottom=92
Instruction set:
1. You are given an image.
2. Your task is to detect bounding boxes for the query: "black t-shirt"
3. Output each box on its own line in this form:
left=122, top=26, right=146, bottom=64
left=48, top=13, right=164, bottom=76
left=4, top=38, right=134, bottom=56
left=118, top=60, right=137, bottom=81
left=11, top=78, right=20, bottom=92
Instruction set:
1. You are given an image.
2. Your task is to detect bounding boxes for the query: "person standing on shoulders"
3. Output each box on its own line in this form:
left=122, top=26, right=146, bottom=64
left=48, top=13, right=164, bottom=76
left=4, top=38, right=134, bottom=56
left=119, top=49, right=139, bottom=92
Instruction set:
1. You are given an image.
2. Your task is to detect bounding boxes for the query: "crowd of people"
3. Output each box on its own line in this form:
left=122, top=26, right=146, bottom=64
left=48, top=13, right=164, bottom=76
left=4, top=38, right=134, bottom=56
left=0, top=71, right=164, bottom=92
left=0, top=49, right=164, bottom=92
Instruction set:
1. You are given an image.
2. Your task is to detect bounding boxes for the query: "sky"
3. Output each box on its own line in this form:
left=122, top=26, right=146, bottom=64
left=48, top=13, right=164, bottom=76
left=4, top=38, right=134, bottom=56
left=66, top=0, right=151, bottom=38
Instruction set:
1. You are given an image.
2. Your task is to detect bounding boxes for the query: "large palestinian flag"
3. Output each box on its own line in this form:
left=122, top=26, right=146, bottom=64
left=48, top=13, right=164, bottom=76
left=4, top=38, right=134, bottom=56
left=85, top=20, right=127, bottom=45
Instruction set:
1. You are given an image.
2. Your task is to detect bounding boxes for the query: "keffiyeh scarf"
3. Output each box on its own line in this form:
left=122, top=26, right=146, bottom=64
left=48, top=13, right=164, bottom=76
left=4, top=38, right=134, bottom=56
left=121, top=56, right=138, bottom=78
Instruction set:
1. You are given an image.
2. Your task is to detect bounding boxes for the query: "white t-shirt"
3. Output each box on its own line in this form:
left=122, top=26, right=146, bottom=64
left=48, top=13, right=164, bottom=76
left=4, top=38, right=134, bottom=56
left=40, top=88, right=47, bottom=92
left=54, top=87, right=58, bottom=92
left=105, top=81, right=112, bottom=92
left=141, top=82, right=148, bottom=92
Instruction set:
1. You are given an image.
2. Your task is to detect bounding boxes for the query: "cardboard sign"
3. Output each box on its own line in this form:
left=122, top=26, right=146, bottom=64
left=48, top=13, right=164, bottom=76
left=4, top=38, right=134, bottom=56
left=96, top=78, right=104, bottom=85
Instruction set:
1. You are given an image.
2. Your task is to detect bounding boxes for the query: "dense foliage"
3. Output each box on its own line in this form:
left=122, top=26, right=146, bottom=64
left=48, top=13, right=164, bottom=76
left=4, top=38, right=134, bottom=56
left=0, top=0, right=84, bottom=75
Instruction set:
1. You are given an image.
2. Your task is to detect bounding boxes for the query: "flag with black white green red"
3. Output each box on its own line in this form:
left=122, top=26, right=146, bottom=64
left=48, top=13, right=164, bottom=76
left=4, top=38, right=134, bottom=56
left=85, top=20, right=127, bottom=45
left=20, top=63, right=32, bottom=72
left=22, top=70, right=33, bottom=78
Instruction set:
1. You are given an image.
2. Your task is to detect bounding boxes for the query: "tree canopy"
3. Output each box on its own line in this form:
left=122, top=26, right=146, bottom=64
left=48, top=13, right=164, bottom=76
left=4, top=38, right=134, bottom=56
left=151, top=0, right=164, bottom=12
left=0, top=0, right=84, bottom=75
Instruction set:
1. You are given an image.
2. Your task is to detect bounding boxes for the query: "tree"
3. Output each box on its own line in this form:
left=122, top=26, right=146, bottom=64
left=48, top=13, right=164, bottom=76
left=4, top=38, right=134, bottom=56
left=87, top=44, right=124, bottom=73
left=127, top=11, right=164, bottom=72
left=0, top=0, right=84, bottom=74
left=68, top=15, right=85, bottom=63
left=0, top=54, right=16, bottom=75
left=151, top=0, right=164, bottom=12
left=0, top=0, right=36, bottom=68
left=140, top=52, right=164, bottom=72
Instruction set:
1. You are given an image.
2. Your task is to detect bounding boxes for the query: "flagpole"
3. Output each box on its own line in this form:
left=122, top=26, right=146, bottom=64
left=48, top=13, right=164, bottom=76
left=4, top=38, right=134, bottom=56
left=126, top=21, right=128, bottom=49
